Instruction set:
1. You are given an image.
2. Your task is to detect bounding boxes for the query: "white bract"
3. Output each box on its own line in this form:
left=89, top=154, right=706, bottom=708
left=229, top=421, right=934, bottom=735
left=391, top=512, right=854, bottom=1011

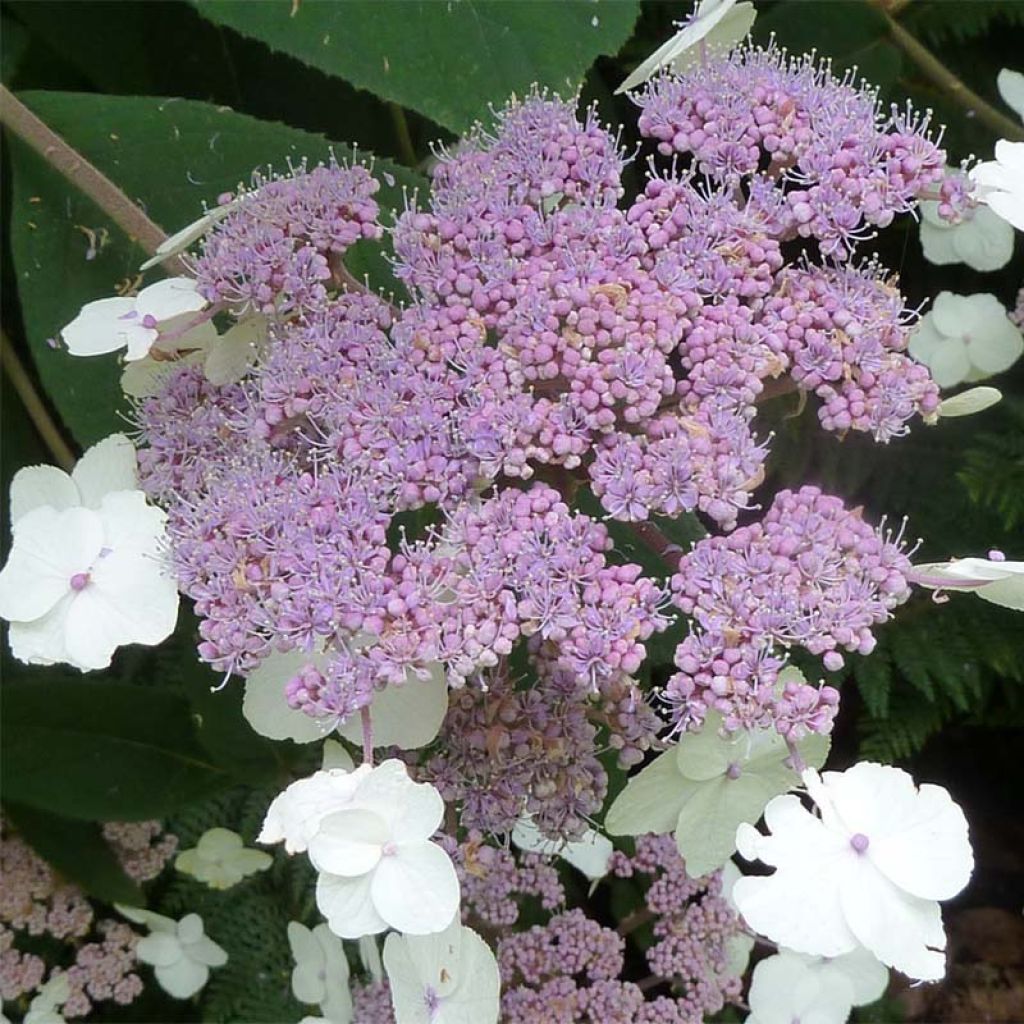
left=910, top=555, right=1024, bottom=611
left=259, top=760, right=460, bottom=938
left=937, top=386, right=1002, bottom=418
left=605, top=708, right=828, bottom=877
left=510, top=815, right=613, bottom=881
left=617, top=0, right=756, bottom=92
left=733, top=761, right=973, bottom=981
left=140, top=200, right=240, bottom=271
left=244, top=650, right=448, bottom=750
left=23, top=974, right=70, bottom=1024
left=288, top=921, right=353, bottom=1024
left=720, top=861, right=755, bottom=980
left=0, top=436, right=178, bottom=671
left=175, top=828, right=272, bottom=889
left=117, top=906, right=227, bottom=999
left=971, top=140, right=1024, bottom=232
left=919, top=200, right=1014, bottom=272
left=908, top=291, right=1023, bottom=387
left=61, top=277, right=207, bottom=361
left=997, top=68, right=1024, bottom=123
left=746, top=948, right=888, bottom=1024
left=383, top=919, right=500, bottom=1024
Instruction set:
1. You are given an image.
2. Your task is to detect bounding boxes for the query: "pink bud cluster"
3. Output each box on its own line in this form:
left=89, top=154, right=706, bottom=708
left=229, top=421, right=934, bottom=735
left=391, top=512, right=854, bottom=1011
left=635, top=45, right=948, bottom=257
left=668, top=486, right=914, bottom=735
left=190, top=157, right=382, bottom=316
left=101, top=821, right=179, bottom=883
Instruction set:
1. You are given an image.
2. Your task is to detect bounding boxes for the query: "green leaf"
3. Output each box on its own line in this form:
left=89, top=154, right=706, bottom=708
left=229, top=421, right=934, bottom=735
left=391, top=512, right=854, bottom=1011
left=1, top=679, right=230, bottom=819
left=3, top=802, right=143, bottom=905
left=192, top=1, right=640, bottom=135
left=8, top=90, right=424, bottom=447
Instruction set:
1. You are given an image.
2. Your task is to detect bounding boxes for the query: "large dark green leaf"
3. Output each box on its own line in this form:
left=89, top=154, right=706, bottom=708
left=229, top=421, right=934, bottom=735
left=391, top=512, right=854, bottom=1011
left=3, top=802, right=144, bottom=905
left=192, top=0, right=640, bottom=134
left=7, top=91, right=424, bottom=446
left=2, top=679, right=230, bottom=819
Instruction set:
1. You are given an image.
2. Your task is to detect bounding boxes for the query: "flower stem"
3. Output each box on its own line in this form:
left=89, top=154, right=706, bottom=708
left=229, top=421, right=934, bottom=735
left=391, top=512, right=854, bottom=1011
left=0, top=330, right=76, bottom=472
left=882, top=15, right=1024, bottom=143
left=0, top=85, right=180, bottom=262
left=360, top=706, right=374, bottom=766
left=388, top=102, right=418, bottom=167
left=617, top=906, right=655, bottom=935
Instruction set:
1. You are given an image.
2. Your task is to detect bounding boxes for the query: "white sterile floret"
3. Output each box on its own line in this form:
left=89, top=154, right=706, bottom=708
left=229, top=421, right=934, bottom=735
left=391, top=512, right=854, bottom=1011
left=510, top=814, right=614, bottom=881
left=937, top=386, right=1002, bottom=418
left=117, top=906, right=227, bottom=999
left=383, top=918, right=500, bottom=1024
left=910, top=555, right=1024, bottom=611
left=175, top=828, right=272, bottom=889
left=23, top=974, right=70, bottom=1024
left=288, top=921, right=353, bottom=1024
left=919, top=199, right=1014, bottom=272
left=259, top=760, right=460, bottom=938
left=61, top=277, right=207, bottom=361
left=0, top=436, right=179, bottom=671
left=616, top=0, right=756, bottom=92
left=908, top=291, right=1023, bottom=387
left=244, top=650, right=448, bottom=750
left=605, top=708, right=829, bottom=877
left=970, top=140, right=1024, bottom=232
left=745, top=948, right=888, bottom=1024
left=719, top=861, right=755, bottom=979
left=997, top=68, right=1024, bottom=123
left=733, top=761, right=973, bottom=982
left=140, top=200, right=240, bottom=271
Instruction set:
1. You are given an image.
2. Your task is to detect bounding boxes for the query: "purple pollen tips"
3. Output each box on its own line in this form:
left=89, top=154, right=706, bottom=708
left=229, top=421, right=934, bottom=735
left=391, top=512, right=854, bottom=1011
left=726, top=762, right=743, bottom=780
left=69, top=572, right=91, bottom=591
left=141, top=314, right=159, bottom=329
left=850, top=832, right=870, bottom=853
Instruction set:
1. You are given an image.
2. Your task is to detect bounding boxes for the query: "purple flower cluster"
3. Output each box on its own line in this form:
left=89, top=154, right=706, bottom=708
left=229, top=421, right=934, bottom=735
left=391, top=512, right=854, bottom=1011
left=668, top=486, right=914, bottom=735
left=190, top=158, right=382, bottom=316
left=636, top=45, right=948, bottom=257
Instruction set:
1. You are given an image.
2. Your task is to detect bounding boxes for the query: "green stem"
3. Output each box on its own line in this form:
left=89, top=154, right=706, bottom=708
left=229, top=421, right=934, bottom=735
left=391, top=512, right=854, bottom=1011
left=883, top=15, right=1024, bottom=142
left=388, top=102, right=418, bottom=167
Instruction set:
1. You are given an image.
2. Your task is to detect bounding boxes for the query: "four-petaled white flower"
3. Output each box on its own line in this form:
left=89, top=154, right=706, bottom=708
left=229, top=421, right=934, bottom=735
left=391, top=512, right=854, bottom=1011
left=997, top=68, right=1024, bottom=124
left=970, top=140, right=1024, bottom=232
left=511, top=815, right=614, bottom=881
left=383, top=918, right=500, bottom=1024
left=0, top=435, right=179, bottom=671
left=746, top=948, right=889, bottom=1024
left=259, top=760, right=460, bottom=939
left=23, top=974, right=70, bottom=1024
left=605, top=708, right=829, bottom=877
left=733, top=761, right=973, bottom=981
left=244, top=649, right=449, bottom=751
left=61, top=277, right=208, bottom=362
left=288, top=921, right=353, bottom=1024
left=140, top=199, right=240, bottom=271
left=175, top=828, right=272, bottom=890
left=919, top=199, right=1014, bottom=272
left=937, top=386, right=1002, bottom=418
left=910, top=554, right=1024, bottom=611
left=617, top=0, right=756, bottom=93
left=117, top=906, right=228, bottom=999
left=908, top=291, right=1023, bottom=388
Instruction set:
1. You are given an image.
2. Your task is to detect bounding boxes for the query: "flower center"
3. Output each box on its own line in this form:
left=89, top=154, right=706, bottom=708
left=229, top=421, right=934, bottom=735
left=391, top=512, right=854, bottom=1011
left=425, top=986, right=441, bottom=1020
left=850, top=832, right=870, bottom=854
left=381, top=841, right=398, bottom=857
left=69, top=572, right=91, bottom=591
left=725, top=761, right=742, bottom=780
left=141, top=314, right=159, bottom=329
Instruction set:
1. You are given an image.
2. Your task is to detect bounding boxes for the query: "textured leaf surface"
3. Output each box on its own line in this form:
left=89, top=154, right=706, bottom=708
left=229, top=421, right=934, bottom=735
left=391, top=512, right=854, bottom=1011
left=193, top=0, right=640, bottom=133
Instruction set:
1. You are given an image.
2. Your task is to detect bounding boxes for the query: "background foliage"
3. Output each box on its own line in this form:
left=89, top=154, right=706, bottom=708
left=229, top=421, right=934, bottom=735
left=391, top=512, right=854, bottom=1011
left=2, top=2, right=1022, bottom=1020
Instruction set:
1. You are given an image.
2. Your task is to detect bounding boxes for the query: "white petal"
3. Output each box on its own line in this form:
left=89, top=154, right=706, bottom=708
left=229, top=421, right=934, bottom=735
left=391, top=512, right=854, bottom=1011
left=919, top=216, right=961, bottom=266
left=258, top=767, right=370, bottom=853
left=71, top=434, right=138, bottom=508
left=676, top=712, right=734, bottom=780
left=308, top=808, right=388, bottom=876
left=938, top=386, right=1002, bottom=417
left=926, top=338, right=971, bottom=388
left=244, top=650, right=337, bottom=743
left=136, top=932, right=184, bottom=968
left=747, top=952, right=853, bottom=1024
left=10, top=465, right=79, bottom=522
left=351, top=759, right=444, bottom=843
left=7, top=596, right=75, bottom=668
left=951, top=206, right=1015, bottom=272
left=62, top=296, right=150, bottom=357
left=183, top=934, right=228, bottom=969
left=0, top=506, right=103, bottom=622
left=967, top=314, right=1023, bottom=376
left=154, top=957, right=210, bottom=999
left=316, top=870, right=388, bottom=939
left=604, top=746, right=689, bottom=836
left=511, top=817, right=613, bottom=880
left=907, top=316, right=947, bottom=364
left=370, top=841, right=460, bottom=935
left=197, top=827, right=243, bottom=858
left=115, top=904, right=177, bottom=933
left=337, top=661, right=449, bottom=751
left=977, top=573, right=1024, bottom=610
left=140, top=203, right=238, bottom=271
left=136, top=277, right=207, bottom=322
left=997, top=68, right=1024, bottom=121
left=288, top=922, right=327, bottom=1003
left=819, top=947, right=889, bottom=1007
left=839, top=856, right=947, bottom=981
left=984, top=185, right=1024, bottom=233
left=322, top=740, right=356, bottom=771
